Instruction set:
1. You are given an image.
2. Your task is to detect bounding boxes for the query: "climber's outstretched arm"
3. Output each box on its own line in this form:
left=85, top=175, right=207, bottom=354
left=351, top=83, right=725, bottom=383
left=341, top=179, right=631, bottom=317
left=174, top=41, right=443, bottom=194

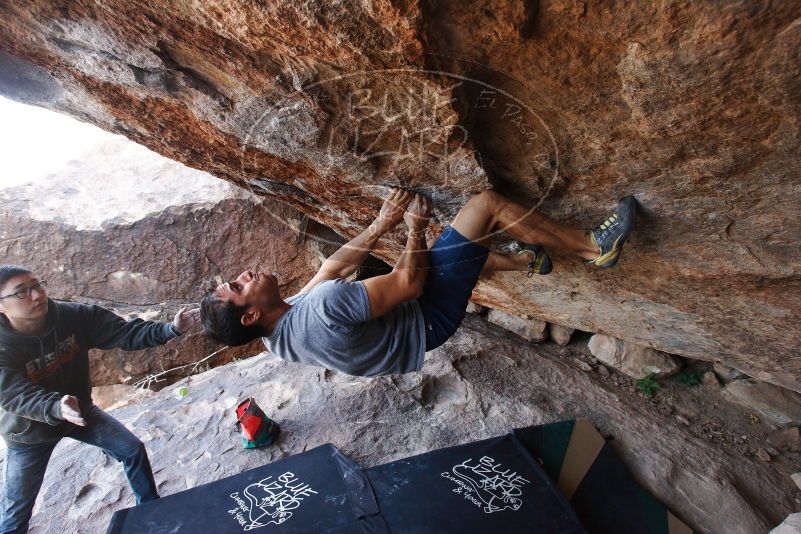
left=298, top=188, right=413, bottom=294
left=362, top=194, right=431, bottom=319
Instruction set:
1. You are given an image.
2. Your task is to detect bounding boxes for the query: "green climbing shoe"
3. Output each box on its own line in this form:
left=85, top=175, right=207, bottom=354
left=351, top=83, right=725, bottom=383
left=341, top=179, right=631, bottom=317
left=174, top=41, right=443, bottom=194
left=516, top=242, right=553, bottom=276
left=589, top=196, right=637, bottom=268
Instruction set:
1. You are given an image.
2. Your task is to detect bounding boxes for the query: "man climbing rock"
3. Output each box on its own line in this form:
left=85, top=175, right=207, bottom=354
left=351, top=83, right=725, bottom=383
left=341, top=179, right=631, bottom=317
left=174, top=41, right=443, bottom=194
left=0, top=265, right=200, bottom=534
left=201, top=189, right=636, bottom=377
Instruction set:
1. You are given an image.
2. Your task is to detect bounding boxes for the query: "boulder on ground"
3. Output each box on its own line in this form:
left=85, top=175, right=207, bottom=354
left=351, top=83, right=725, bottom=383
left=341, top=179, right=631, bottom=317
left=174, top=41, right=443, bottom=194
left=756, top=448, right=772, bottom=462
left=486, top=309, right=548, bottom=342
left=702, top=371, right=720, bottom=387
left=549, top=323, right=575, bottom=347
left=587, top=334, right=681, bottom=379
left=714, top=363, right=748, bottom=383
left=722, top=381, right=801, bottom=427
left=767, top=427, right=801, bottom=451
left=465, top=302, right=485, bottom=315
left=770, top=513, right=801, bottom=534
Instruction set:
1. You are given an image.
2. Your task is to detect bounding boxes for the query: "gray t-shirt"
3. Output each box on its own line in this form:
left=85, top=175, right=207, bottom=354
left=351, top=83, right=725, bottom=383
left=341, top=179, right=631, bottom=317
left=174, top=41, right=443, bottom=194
left=263, top=279, right=426, bottom=377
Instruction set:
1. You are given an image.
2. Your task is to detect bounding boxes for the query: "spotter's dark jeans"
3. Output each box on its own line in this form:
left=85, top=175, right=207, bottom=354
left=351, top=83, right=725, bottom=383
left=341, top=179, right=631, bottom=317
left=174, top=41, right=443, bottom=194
left=0, top=405, right=158, bottom=533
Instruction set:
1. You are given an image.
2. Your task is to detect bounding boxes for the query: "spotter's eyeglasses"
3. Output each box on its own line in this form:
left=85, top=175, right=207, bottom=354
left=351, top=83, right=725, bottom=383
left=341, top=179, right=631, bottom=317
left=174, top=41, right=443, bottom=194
left=0, top=281, right=48, bottom=300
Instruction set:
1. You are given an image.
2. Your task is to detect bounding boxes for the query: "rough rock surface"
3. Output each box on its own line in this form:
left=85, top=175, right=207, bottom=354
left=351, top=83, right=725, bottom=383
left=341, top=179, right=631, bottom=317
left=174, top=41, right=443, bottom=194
left=770, top=513, right=801, bottom=534
left=465, top=302, right=485, bottom=315
left=548, top=323, right=574, bottom=347
left=768, top=428, right=801, bottom=452
left=91, top=384, right=152, bottom=411
left=0, top=141, right=331, bottom=386
left=4, top=317, right=797, bottom=534
left=1, top=2, right=800, bottom=390
left=701, top=371, right=720, bottom=387
left=486, top=308, right=548, bottom=342
left=722, top=380, right=801, bottom=428
left=588, top=333, right=682, bottom=379
left=715, top=362, right=749, bottom=384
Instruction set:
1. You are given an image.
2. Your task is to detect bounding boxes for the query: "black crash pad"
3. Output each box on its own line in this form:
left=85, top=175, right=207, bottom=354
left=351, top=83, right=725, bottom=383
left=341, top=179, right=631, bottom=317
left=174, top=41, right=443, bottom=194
left=106, top=444, right=387, bottom=533
left=365, top=433, right=586, bottom=533
left=107, top=421, right=688, bottom=533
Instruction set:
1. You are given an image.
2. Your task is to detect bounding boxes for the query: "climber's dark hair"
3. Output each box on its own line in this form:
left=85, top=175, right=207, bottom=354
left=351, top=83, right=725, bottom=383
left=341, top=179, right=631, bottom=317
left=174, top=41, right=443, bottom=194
left=0, top=265, right=32, bottom=291
left=200, top=291, right=266, bottom=346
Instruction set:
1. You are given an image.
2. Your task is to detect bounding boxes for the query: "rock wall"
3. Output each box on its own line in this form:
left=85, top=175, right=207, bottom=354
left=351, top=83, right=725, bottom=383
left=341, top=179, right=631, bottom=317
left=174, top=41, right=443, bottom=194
left=0, top=145, right=330, bottom=385
left=0, top=2, right=800, bottom=392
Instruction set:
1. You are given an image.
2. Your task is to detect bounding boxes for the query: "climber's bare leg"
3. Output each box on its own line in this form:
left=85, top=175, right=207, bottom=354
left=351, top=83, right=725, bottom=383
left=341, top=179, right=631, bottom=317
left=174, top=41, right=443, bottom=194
left=426, top=229, right=531, bottom=274
left=451, top=191, right=599, bottom=260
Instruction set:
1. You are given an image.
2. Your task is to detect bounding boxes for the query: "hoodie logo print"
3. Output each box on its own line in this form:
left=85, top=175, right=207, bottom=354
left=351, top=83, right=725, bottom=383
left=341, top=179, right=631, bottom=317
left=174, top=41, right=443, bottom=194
left=24, top=335, right=80, bottom=382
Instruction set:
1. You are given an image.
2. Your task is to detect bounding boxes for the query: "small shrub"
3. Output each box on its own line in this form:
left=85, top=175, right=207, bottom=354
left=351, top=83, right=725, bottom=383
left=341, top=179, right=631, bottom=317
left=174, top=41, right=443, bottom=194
left=636, top=374, right=661, bottom=396
left=673, top=371, right=703, bottom=387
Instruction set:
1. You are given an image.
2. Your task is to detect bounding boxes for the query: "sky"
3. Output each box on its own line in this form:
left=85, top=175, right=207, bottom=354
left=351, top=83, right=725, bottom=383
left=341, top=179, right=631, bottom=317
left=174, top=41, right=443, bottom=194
left=0, top=96, right=120, bottom=188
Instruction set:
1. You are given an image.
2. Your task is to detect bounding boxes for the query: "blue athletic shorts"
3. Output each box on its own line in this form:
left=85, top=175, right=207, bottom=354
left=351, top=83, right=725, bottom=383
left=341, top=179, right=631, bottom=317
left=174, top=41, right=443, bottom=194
left=417, top=226, right=490, bottom=351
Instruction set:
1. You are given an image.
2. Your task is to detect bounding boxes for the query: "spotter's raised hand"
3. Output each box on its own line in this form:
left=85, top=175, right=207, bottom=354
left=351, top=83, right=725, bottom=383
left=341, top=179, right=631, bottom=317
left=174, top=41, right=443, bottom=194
left=173, top=306, right=201, bottom=334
